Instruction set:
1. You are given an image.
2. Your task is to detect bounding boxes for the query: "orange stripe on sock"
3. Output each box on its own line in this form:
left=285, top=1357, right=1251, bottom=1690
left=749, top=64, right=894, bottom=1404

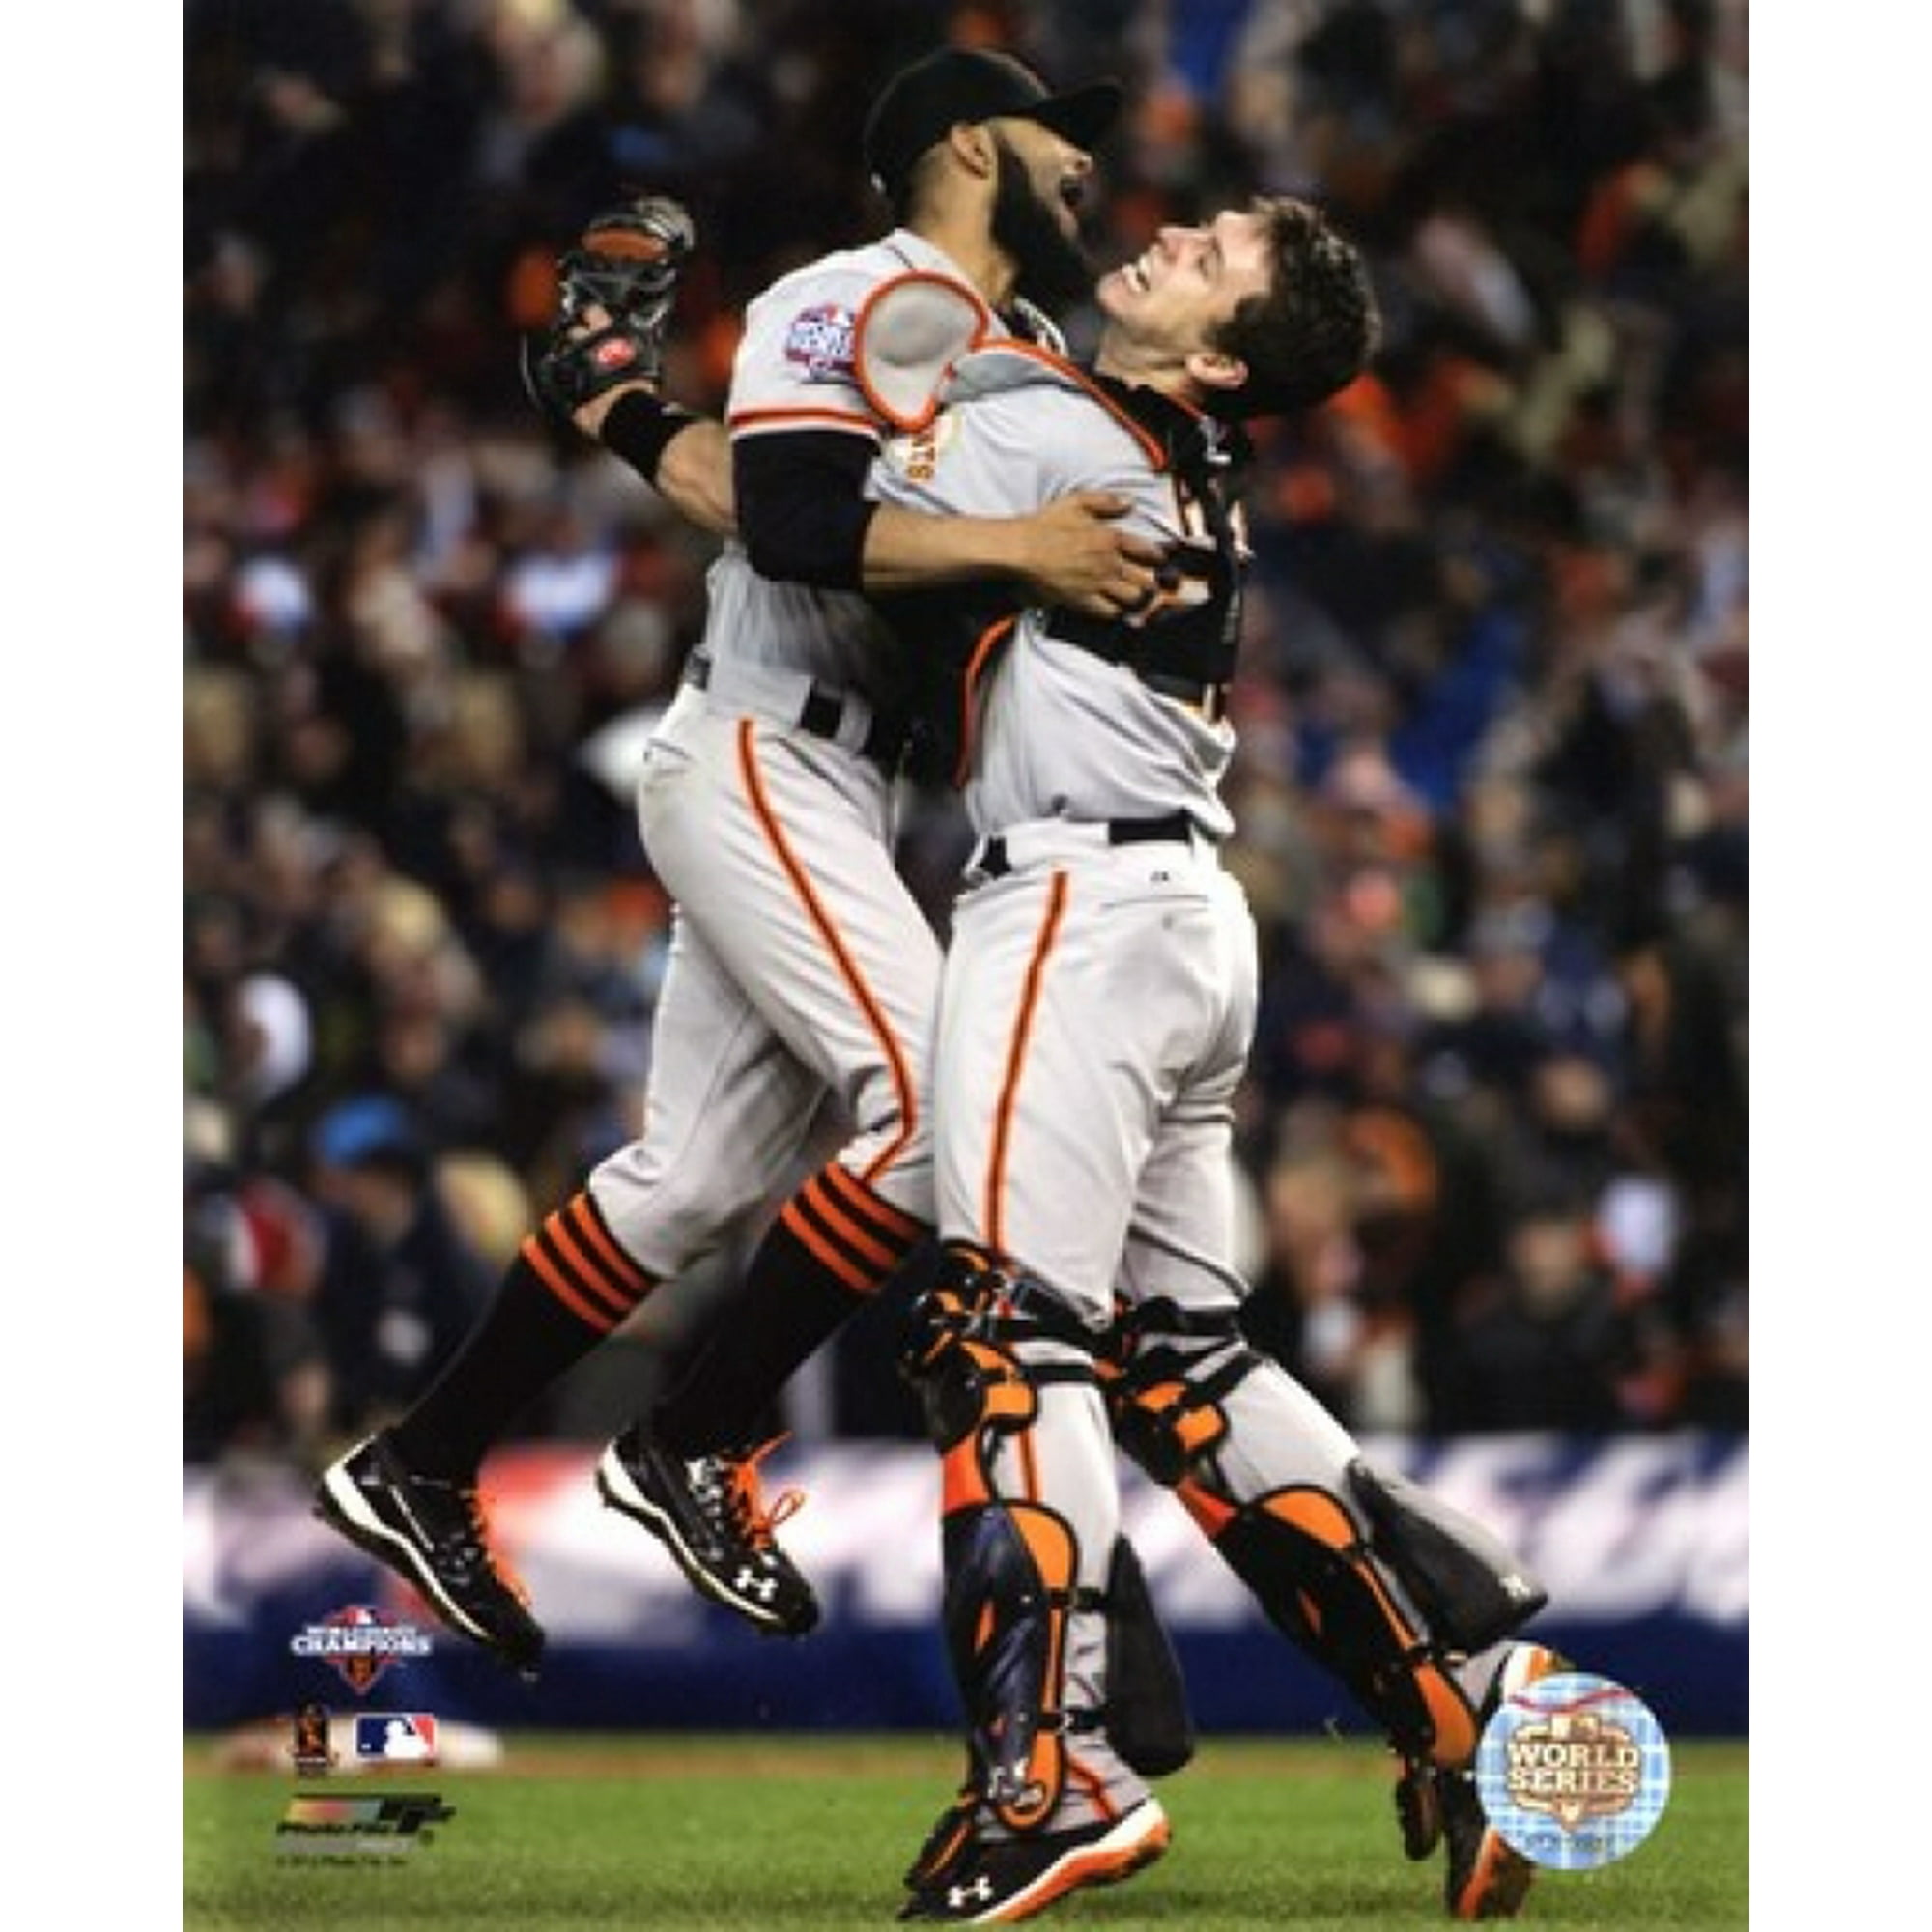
left=521, top=1236, right=620, bottom=1333
left=566, top=1193, right=649, bottom=1294
left=779, top=1195, right=874, bottom=1293
left=543, top=1209, right=638, bottom=1321
left=798, top=1174, right=900, bottom=1276
left=822, top=1161, right=924, bottom=1244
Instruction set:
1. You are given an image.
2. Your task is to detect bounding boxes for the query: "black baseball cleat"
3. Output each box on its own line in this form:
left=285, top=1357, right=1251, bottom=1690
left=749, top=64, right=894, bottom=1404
left=896, top=1798, right=1170, bottom=1924
left=1395, top=1751, right=1446, bottom=1861
left=903, top=1785, right=980, bottom=1890
left=1437, top=1764, right=1536, bottom=1923
left=595, top=1421, right=820, bottom=1636
left=313, top=1433, right=545, bottom=1680
left=1400, top=1641, right=1570, bottom=1920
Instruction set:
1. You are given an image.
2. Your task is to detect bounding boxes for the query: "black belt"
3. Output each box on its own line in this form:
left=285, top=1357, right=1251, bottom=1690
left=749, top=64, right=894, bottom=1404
left=1139, top=669, right=1230, bottom=725
left=1044, top=611, right=1231, bottom=724
left=684, top=652, right=906, bottom=770
left=978, top=810, right=1204, bottom=879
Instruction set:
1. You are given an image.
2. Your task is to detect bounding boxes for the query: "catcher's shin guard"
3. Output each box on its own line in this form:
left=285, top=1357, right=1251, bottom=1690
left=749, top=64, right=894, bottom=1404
left=900, top=1243, right=1192, bottom=1819
left=897, top=1242, right=1054, bottom=1457
left=1201, top=1482, right=1481, bottom=1768
left=1098, top=1326, right=1245, bottom=1487
left=1346, top=1459, right=1548, bottom=1654
left=940, top=1497, right=1080, bottom=1832
left=902, top=1242, right=1093, bottom=1832
left=1101, top=1315, right=1537, bottom=1770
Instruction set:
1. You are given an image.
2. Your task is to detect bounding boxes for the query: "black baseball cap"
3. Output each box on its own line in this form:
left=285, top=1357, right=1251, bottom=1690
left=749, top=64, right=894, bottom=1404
left=863, top=47, right=1122, bottom=198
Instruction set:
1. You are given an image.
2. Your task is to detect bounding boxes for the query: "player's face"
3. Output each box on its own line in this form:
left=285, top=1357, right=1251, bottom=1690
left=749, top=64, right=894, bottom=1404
left=987, top=117, right=1095, bottom=244
left=1095, top=210, right=1276, bottom=355
left=987, top=124, right=1097, bottom=312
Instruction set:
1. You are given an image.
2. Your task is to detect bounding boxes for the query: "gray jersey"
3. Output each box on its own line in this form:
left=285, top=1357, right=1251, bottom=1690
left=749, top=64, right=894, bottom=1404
left=704, top=230, right=1019, bottom=699
left=867, top=345, right=1241, bottom=839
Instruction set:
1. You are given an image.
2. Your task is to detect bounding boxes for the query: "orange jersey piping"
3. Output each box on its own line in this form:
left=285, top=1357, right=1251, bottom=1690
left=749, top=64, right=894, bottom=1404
left=735, top=719, right=919, bottom=1185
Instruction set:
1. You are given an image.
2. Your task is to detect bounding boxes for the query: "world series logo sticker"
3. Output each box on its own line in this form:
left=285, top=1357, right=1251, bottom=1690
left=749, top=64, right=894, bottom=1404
left=782, top=302, right=856, bottom=381
left=1474, top=1670, right=1672, bottom=1872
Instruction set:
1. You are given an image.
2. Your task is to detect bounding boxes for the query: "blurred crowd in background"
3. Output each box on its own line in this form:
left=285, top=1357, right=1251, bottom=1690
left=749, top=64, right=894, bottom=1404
left=183, top=0, right=1747, bottom=1471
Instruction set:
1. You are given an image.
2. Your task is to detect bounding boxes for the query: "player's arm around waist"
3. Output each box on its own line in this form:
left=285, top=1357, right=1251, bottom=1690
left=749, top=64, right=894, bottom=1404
left=860, top=411, right=1168, bottom=615
left=724, top=424, right=1166, bottom=622
left=866, top=427, right=1175, bottom=614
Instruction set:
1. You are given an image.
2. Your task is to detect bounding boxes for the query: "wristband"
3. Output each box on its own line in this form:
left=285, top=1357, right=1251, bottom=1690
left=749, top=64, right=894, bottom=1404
left=600, top=390, right=699, bottom=484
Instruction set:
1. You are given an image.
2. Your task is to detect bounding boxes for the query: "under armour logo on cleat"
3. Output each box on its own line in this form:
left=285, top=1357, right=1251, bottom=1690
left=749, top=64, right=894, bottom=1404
left=733, top=1567, right=779, bottom=1603
left=947, top=1876, right=994, bottom=1909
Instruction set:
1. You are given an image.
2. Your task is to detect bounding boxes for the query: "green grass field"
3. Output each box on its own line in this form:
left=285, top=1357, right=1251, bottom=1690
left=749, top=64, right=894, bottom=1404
left=184, top=1731, right=1747, bottom=1931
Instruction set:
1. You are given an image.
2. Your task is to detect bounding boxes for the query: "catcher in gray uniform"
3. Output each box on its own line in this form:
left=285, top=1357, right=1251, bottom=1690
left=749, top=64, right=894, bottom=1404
left=544, top=191, right=1575, bottom=1927
left=849, top=201, right=1569, bottom=1923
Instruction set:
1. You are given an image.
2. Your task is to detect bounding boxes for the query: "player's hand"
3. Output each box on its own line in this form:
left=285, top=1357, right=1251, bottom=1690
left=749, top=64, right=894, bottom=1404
left=522, top=193, right=694, bottom=434
left=1018, top=492, right=1165, bottom=616
left=567, top=302, right=660, bottom=437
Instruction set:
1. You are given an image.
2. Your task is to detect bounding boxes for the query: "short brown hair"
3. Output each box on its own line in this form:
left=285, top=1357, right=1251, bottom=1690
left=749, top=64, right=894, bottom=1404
left=1206, top=198, right=1380, bottom=420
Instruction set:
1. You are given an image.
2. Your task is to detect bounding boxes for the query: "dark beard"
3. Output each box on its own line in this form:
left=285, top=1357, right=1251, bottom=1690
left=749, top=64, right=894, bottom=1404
left=990, top=137, right=1094, bottom=315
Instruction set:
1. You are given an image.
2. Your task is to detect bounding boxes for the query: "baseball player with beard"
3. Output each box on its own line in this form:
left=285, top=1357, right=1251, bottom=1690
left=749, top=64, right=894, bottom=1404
left=851, top=201, right=1569, bottom=1922
left=315, top=46, right=1164, bottom=1674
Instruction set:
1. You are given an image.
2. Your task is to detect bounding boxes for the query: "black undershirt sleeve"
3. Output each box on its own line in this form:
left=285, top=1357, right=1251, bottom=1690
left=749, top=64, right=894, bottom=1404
left=733, top=430, right=879, bottom=591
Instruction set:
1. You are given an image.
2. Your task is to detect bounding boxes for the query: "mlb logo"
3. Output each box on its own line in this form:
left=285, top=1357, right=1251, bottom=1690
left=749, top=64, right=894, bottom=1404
left=354, top=1713, right=439, bottom=1765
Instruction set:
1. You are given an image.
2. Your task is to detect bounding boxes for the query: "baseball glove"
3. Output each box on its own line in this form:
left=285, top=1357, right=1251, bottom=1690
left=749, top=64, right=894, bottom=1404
left=521, top=194, right=696, bottom=428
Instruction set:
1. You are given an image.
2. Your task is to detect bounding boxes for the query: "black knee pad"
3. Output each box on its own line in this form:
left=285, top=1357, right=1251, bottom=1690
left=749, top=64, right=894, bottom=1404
left=900, top=1240, right=1101, bottom=1453
left=1100, top=1328, right=1254, bottom=1486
